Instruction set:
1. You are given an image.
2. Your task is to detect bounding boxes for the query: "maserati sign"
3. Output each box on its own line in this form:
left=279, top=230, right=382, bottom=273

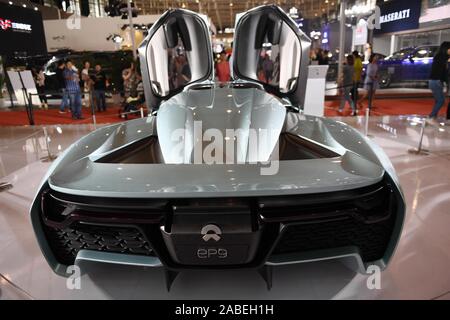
left=379, top=9, right=411, bottom=24
left=374, top=0, right=421, bottom=34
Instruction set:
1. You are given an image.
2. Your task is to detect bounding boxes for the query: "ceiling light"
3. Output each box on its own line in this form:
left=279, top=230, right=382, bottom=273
left=229, top=2, right=233, bottom=7
left=8, top=1, right=13, bottom=4
left=22, top=3, right=26, bottom=7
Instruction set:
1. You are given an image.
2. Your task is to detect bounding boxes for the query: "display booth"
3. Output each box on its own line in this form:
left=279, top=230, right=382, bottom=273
left=303, top=65, right=329, bottom=117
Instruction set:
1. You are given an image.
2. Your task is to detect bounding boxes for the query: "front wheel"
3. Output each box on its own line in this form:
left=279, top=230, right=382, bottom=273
left=379, top=72, right=391, bottom=89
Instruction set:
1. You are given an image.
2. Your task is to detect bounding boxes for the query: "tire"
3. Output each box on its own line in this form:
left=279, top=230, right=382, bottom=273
left=379, top=72, right=391, bottom=89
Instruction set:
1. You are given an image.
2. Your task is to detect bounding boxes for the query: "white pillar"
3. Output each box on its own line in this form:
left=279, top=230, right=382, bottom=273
left=390, top=34, right=396, bottom=55
left=127, top=0, right=137, bottom=61
left=337, top=0, right=347, bottom=82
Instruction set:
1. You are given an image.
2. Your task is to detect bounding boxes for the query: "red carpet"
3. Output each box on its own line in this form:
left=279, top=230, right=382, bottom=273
left=0, top=98, right=447, bottom=126
left=0, top=106, right=141, bottom=126
left=325, top=98, right=447, bottom=117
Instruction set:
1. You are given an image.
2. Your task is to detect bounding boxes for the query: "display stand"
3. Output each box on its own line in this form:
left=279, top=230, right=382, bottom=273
left=408, top=119, right=429, bottom=155
left=303, top=65, right=329, bottom=117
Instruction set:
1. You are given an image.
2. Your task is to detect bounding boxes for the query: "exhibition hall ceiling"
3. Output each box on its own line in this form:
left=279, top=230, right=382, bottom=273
left=133, top=0, right=341, bottom=30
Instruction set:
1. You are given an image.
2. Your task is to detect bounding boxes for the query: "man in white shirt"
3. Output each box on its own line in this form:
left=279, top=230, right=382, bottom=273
left=81, top=61, right=92, bottom=108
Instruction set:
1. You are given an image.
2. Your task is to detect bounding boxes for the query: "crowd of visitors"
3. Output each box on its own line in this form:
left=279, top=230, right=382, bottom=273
left=31, top=59, right=141, bottom=120
left=336, top=50, right=379, bottom=115
left=26, top=41, right=449, bottom=122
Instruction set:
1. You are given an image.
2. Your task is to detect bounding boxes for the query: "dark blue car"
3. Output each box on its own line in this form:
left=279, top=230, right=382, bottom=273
left=377, top=45, right=439, bottom=88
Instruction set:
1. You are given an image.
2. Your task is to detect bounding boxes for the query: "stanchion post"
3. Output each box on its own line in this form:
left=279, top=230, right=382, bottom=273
left=408, top=118, right=429, bottom=155
left=41, top=127, right=56, bottom=162
left=28, top=92, right=35, bottom=125
left=140, top=107, right=144, bottom=118
left=90, top=99, right=97, bottom=129
left=364, top=107, right=370, bottom=137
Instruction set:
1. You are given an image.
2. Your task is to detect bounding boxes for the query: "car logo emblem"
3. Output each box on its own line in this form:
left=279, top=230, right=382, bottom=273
left=201, top=224, right=222, bottom=242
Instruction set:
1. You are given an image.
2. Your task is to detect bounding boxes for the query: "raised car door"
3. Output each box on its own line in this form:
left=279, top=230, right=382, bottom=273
left=231, top=5, right=311, bottom=109
left=138, top=9, right=214, bottom=110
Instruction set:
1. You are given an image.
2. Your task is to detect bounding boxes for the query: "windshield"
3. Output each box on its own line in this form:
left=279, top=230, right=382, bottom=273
left=385, top=48, right=413, bottom=61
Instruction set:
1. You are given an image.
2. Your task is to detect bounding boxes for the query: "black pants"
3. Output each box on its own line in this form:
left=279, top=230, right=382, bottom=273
left=37, top=85, right=47, bottom=104
left=351, top=82, right=359, bottom=103
left=447, top=100, right=450, bottom=120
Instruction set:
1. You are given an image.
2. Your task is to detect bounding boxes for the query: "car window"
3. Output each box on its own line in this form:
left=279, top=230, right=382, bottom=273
left=46, top=61, right=57, bottom=73
left=387, top=48, right=413, bottom=60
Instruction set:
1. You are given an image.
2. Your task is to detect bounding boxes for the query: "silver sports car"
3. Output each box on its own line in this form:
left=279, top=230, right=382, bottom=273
left=30, top=5, right=405, bottom=290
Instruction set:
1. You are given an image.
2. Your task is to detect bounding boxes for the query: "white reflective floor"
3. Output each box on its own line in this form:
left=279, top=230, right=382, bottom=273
left=1, top=116, right=450, bottom=300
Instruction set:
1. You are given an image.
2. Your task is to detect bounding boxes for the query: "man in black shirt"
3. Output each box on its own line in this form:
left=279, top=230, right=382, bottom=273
left=92, top=64, right=107, bottom=112
left=56, top=61, right=70, bottom=113
left=428, top=42, right=450, bottom=123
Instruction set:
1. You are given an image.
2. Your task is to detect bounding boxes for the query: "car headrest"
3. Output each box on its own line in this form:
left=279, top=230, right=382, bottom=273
left=164, top=16, right=192, bottom=51
left=254, top=12, right=283, bottom=49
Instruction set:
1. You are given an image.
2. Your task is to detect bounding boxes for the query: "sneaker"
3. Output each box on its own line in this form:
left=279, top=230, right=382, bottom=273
left=59, top=110, right=66, bottom=114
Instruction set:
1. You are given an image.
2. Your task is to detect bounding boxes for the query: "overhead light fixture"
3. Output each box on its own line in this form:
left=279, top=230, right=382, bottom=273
left=34, top=7, right=38, bottom=11
left=8, top=1, right=13, bottom=5
left=22, top=3, right=26, bottom=7
left=229, top=2, right=233, bottom=7
left=112, top=35, right=123, bottom=43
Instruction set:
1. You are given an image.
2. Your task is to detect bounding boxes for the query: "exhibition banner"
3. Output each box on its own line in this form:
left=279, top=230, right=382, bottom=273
left=374, top=0, right=421, bottom=34
left=0, top=3, right=47, bottom=55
